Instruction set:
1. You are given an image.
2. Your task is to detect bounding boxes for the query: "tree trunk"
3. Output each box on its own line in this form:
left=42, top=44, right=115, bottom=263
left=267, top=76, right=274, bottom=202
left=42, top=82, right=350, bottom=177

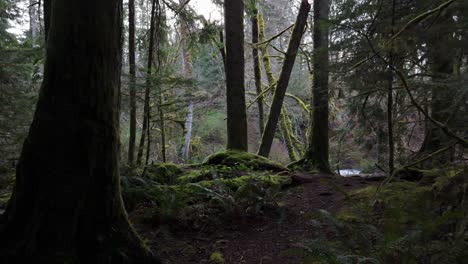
left=0, top=0, right=156, bottom=262
left=180, top=0, right=194, bottom=161
left=224, top=0, right=248, bottom=151
left=387, top=0, right=396, bottom=174
left=302, top=0, right=332, bottom=173
left=258, top=0, right=310, bottom=157
left=128, top=0, right=137, bottom=166
left=28, top=0, right=39, bottom=46
left=257, top=13, right=298, bottom=162
left=251, top=1, right=265, bottom=135
left=137, top=0, right=157, bottom=166
left=418, top=12, right=457, bottom=164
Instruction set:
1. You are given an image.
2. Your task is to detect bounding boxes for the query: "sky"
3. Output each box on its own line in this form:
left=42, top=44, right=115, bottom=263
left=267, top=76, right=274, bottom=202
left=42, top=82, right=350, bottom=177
left=7, top=0, right=222, bottom=37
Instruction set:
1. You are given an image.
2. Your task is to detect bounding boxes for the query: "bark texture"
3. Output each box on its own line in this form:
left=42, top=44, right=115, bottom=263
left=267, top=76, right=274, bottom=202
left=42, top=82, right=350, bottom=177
left=224, top=0, right=248, bottom=151
left=251, top=2, right=265, bottom=135
left=258, top=0, right=310, bottom=157
left=0, top=0, right=156, bottom=262
left=128, top=0, right=137, bottom=166
left=303, top=0, right=332, bottom=174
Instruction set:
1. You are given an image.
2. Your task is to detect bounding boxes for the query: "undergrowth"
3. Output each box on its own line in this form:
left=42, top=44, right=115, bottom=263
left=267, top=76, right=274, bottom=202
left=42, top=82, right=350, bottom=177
left=283, top=166, right=468, bottom=264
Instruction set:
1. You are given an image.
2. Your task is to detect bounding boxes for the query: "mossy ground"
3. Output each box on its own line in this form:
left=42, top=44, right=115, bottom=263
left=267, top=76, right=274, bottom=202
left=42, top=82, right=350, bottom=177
left=295, top=166, right=468, bottom=263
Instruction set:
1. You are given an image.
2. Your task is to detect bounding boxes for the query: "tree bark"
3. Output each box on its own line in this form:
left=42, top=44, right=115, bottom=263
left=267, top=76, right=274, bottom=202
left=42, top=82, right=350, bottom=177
left=302, top=0, right=332, bottom=173
left=29, top=0, right=39, bottom=46
left=180, top=0, right=194, bottom=161
left=0, top=0, right=156, bottom=262
left=258, top=0, right=310, bottom=157
left=224, top=0, right=248, bottom=151
left=251, top=1, right=265, bottom=135
left=128, top=0, right=137, bottom=166
left=137, top=0, right=157, bottom=166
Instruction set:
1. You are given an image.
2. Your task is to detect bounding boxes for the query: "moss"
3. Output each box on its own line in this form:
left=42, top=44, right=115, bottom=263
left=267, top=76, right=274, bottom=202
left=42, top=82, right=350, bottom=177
left=209, top=252, right=225, bottom=263
left=203, top=150, right=287, bottom=172
left=144, top=163, right=183, bottom=184
left=176, top=169, right=213, bottom=184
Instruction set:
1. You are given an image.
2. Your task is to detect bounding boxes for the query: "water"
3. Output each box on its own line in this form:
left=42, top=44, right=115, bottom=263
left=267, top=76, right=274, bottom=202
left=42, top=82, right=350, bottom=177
left=337, top=169, right=361, bottom=177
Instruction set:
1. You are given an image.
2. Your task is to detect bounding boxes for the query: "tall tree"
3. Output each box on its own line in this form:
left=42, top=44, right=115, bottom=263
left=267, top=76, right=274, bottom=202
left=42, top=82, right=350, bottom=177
left=28, top=0, right=39, bottom=46
left=179, top=0, right=194, bottom=161
left=224, top=0, right=248, bottom=151
left=0, top=0, right=155, bottom=262
left=257, top=0, right=310, bottom=157
left=250, top=0, right=265, bottom=135
left=302, top=0, right=332, bottom=173
left=128, top=0, right=137, bottom=166
left=137, top=0, right=157, bottom=165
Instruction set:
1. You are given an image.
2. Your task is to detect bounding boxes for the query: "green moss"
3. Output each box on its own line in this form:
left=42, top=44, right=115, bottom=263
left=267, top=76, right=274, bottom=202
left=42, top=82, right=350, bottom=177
left=204, top=150, right=288, bottom=172
left=144, top=163, right=183, bottom=184
left=176, top=168, right=213, bottom=184
left=209, top=252, right=225, bottom=263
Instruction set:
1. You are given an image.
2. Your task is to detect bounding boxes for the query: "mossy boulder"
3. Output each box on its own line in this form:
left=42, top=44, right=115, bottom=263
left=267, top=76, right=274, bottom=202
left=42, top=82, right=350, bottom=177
left=203, top=150, right=288, bottom=172
left=144, top=163, right=183, bottom=184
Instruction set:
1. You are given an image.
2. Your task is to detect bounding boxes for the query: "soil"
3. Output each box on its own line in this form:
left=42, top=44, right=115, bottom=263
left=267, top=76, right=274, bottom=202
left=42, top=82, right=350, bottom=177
left=130, top=173, right=382, bottom=264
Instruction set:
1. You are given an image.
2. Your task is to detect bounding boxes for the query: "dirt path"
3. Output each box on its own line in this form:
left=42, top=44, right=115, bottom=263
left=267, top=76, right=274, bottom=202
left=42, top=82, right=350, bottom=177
left=132, top=174, right=381, bottom=264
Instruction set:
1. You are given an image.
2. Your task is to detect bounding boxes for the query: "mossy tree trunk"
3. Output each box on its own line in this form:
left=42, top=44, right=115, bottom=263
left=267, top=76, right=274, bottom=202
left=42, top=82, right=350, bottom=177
left=137, top=0, right=157, bottom=166
left=303, top=0, right=332, bottom=174
left=224, top=0, right=248, bottom=151
left=0, top=0, right=156, bottom=262
left=180, top=0, right=194, bottom=161
left=258, top=0, right=310, bottom=157
left=251, top=1, right=265, bottom=135
left=257, top=13, right=298, bottom=162
left=128, top=0, right=137, bottom=166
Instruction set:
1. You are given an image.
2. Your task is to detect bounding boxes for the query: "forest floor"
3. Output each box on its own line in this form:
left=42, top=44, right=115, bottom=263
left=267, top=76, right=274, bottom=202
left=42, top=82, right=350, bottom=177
left=130, top=173, right=382, bottom=264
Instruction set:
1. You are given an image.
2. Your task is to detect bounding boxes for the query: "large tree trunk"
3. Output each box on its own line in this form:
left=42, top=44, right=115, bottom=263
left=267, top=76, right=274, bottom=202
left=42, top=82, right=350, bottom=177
left=180, top=0, right=194, bottom=161
left=224, top=0, right=248, bottom=151
left=258, top=0, right=310, bottom=157
left=137, top=0, right=157, bottom=166
left=0, top=0, right=156, bottom=262
left=418, top=11, right=457, bottom=164
left=251, top=1, right=265, bottom=135
left=128, top=0, right=137, bottom=166
left=302, top=0, right=332, bottom=173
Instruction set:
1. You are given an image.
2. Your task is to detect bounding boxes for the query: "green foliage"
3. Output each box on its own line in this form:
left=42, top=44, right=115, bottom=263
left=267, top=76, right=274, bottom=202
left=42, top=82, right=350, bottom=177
left=144, top=163, right=183, bottom=184
left=209, top=251, right=225, bottom=264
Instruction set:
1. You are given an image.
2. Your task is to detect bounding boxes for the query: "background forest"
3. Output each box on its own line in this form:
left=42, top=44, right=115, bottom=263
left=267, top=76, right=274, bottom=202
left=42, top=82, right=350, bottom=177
left=0, top=0, right=467, bottom=263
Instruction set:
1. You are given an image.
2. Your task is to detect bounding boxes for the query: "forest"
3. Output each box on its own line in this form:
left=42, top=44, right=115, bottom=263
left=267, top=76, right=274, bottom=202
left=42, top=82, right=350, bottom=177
left=0, top=0, right=467, bottom=263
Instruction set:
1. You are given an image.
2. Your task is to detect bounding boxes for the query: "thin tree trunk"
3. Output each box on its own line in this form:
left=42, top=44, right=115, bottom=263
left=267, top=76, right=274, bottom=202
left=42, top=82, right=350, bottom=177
left=0, top=0, right=156, bottom=262
left=180, top=0, right=194, bottom=161
left=251, top=1, right=264, bottom=135
left=387, top=0, right=396, bottom=174
left=224, top=0, right=248, bottom=151
left=128, top=0, right=137, bottom=166
left=303, top=0, right=332, bottom=173
left=137, top=0, right=157, bottom=166
left=258, top=0, right=310, bottom=157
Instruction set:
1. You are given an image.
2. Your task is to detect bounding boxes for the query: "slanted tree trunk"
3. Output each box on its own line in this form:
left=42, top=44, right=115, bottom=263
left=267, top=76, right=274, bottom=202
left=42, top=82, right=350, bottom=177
left=302, top=0, right=332, bottom=174
left=128, top=0, right=137, bottom=166
left=224, top=0, right=248, bottom=151
left=0, top=0, right=156, bottom=262
left=137, top=0, right=157, bottom=166
left=251, top=1, right=265, bottom=135
left=257, top=13, right=298, bottom=162
left=180, top=0, right=194, bottom=161
left=258, top=0, right=310, bottom=157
